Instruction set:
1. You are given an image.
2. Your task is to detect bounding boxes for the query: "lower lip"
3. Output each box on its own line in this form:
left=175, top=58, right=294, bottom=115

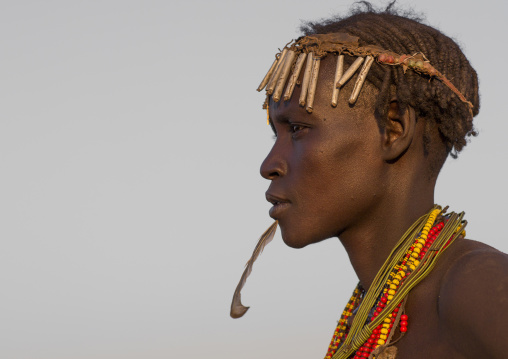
left=269, top=202, right=291, bottom=218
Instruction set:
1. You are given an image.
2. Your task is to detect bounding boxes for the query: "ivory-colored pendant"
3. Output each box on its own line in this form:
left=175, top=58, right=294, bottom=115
left=257, top=57, right=279, bottom=92
left=266, top=48, right=288, bottom=95
left=336, top=56, right=364, bottom=88
left=299, top=52, right=314, bottom=107
left=283, top=52, right=307, bottom=101
left=306, top=57, right=321, bottom=113
left=331, top=55, right=344, bottom=107
left=349, top=55, right=374, bottom=104
left=273, top=50, right=296, bottom=102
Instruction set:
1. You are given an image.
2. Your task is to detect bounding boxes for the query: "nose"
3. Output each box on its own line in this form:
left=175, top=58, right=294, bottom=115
left=260, top=143, right=287, bottom=180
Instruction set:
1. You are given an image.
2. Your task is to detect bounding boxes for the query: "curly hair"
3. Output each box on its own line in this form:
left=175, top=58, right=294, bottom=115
left=300, top=2, right=480, bottom=171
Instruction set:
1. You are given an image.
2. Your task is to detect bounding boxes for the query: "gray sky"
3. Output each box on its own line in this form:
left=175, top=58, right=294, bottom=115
left=1, top=1, right=507, bottom=358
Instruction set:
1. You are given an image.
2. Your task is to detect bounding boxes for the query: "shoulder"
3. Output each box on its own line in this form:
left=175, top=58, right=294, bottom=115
left=438, top=239, right=508, bottom=358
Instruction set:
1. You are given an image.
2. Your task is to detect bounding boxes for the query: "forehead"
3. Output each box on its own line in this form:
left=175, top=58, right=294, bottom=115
left=268, top=55, right=380, bottom=123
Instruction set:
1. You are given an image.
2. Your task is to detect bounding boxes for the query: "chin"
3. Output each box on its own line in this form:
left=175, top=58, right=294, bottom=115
left=280, top=226, right=325, bottom=249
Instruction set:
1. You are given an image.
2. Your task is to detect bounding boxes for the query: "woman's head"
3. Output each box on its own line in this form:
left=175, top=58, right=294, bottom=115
left=259, top=5, right=479, bottom=247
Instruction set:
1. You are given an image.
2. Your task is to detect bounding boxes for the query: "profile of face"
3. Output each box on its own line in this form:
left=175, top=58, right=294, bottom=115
left=261, top=56, right=389, bottom=248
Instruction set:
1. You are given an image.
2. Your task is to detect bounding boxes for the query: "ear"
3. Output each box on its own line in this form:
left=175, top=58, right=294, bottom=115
left=381, top=101, right=416, bottom=161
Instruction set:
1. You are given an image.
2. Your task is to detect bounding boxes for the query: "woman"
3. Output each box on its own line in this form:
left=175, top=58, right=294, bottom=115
left=231, top=6, right=508, bottom=359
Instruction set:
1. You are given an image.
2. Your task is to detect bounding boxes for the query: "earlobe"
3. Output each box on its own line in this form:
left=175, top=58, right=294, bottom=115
left=381, top=101, right=416, bottom=161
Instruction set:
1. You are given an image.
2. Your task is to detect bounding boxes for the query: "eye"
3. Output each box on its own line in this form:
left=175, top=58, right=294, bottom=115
left=289, top=123, right=307, bottom=135
left=289, top=124, right=305, bottom=133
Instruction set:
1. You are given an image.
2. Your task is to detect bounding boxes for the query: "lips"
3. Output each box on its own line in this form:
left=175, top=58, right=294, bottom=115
left=265, top=192, right=291, bottom=218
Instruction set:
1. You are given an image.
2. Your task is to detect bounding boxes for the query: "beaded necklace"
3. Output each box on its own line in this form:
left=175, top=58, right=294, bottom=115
left=325, top=206, right=466, bottom=359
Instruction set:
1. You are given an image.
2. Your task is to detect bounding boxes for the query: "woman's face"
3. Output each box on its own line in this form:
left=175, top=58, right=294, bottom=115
left=261, top=58, right=387, bottom=248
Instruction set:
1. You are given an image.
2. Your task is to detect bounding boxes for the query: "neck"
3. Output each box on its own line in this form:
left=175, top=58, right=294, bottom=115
left=339, top=182, right=435, bottom=291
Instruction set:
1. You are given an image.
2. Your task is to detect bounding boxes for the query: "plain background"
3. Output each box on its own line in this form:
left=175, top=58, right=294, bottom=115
left=1, top=0, right=507, bottom=358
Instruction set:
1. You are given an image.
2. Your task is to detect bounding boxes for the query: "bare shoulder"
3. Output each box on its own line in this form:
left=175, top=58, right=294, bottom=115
left=438, top=239, right=508, bottom=358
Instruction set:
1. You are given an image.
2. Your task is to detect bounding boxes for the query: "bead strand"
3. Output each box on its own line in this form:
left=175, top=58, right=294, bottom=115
left=323, top=207, right=464, bottom=359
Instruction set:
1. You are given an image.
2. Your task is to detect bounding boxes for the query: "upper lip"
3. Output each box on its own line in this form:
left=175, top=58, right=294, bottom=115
left=265, top=192, right=290, bottom=205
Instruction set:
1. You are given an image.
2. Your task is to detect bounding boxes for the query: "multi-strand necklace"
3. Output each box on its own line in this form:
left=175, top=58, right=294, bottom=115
left=325, top=206, right=466, bottom=359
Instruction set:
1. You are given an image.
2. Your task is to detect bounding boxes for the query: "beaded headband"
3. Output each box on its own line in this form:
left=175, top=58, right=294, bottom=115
left=257, top=33, right=474, bottom=116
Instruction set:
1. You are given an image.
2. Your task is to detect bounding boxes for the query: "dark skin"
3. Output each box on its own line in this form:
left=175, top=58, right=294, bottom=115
left=261, top=56, right=508, bottom=358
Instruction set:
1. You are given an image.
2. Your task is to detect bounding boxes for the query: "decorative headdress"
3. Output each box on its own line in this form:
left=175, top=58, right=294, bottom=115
left=257, top=33, right=474, bottom=116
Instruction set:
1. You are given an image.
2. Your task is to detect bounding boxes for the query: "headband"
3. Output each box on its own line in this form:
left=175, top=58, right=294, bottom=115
left=257, top=33, right=473, bottom=115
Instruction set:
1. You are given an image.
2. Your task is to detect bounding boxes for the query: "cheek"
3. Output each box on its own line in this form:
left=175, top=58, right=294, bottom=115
left=291, top=134, right=381, bottom=236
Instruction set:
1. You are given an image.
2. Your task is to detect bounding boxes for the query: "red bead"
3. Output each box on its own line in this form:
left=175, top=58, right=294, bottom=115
left=368, top=338, right=374, bottom=344
left=365, top=342, right=372, bottom=347
left=373, top=329, right=379, bottom=335
left=362, top=352, right=369, bottom=358
left=400, top=326, right=407, bottom=333
left=373, top=312, right=379, bottom=317
left=401, top=314, right=408, bottom=321
left=393, top=307, right=399, bottom=313
left=378, top=54, right=387, bottom=62
left=400, top=320, right=408, bottom=327
left=377, top=307, right=383, bottom=312
left=381, top=296, right=387, bottom=303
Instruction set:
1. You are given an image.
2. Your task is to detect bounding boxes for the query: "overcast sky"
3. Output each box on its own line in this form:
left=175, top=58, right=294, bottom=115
left=1, top=1, right=507, bottom=358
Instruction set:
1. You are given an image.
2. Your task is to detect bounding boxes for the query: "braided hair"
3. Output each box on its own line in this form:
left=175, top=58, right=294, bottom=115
left=301, top=3, right=479, bottom=173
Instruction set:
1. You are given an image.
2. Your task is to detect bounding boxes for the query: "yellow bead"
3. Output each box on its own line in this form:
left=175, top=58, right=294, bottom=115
left=402, top=265, right=408, bottom=271
left=378, top=339, right=385, bottom=345
left=380, top=328, right=388, bottom=334
left=413, top=247, right=421, bottom=254
left=411, top=252, right=419, bottom=258
left=384, top=318, right=391, bottom=323
left=383, top=323, right=390, bottom=328
left=388, top=295, right=394, bottom=300
left=388, top=289, right=396, bottom=295
left=413, top=260, right=420, bottom=266
left=415, top=243, right=423, bottom=249
left=418, top=239, right=426, bottom=245
left=380, top=334, right=387, bottom=340
left=389, top=284, right=397, bottom=290
left=398, top=271, right=406, bottom=277
left=409, top=264, right=416, bottom=271
left=394, top=275, right=402, bottom=281
left=392, top=279, right=400, bottom=285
